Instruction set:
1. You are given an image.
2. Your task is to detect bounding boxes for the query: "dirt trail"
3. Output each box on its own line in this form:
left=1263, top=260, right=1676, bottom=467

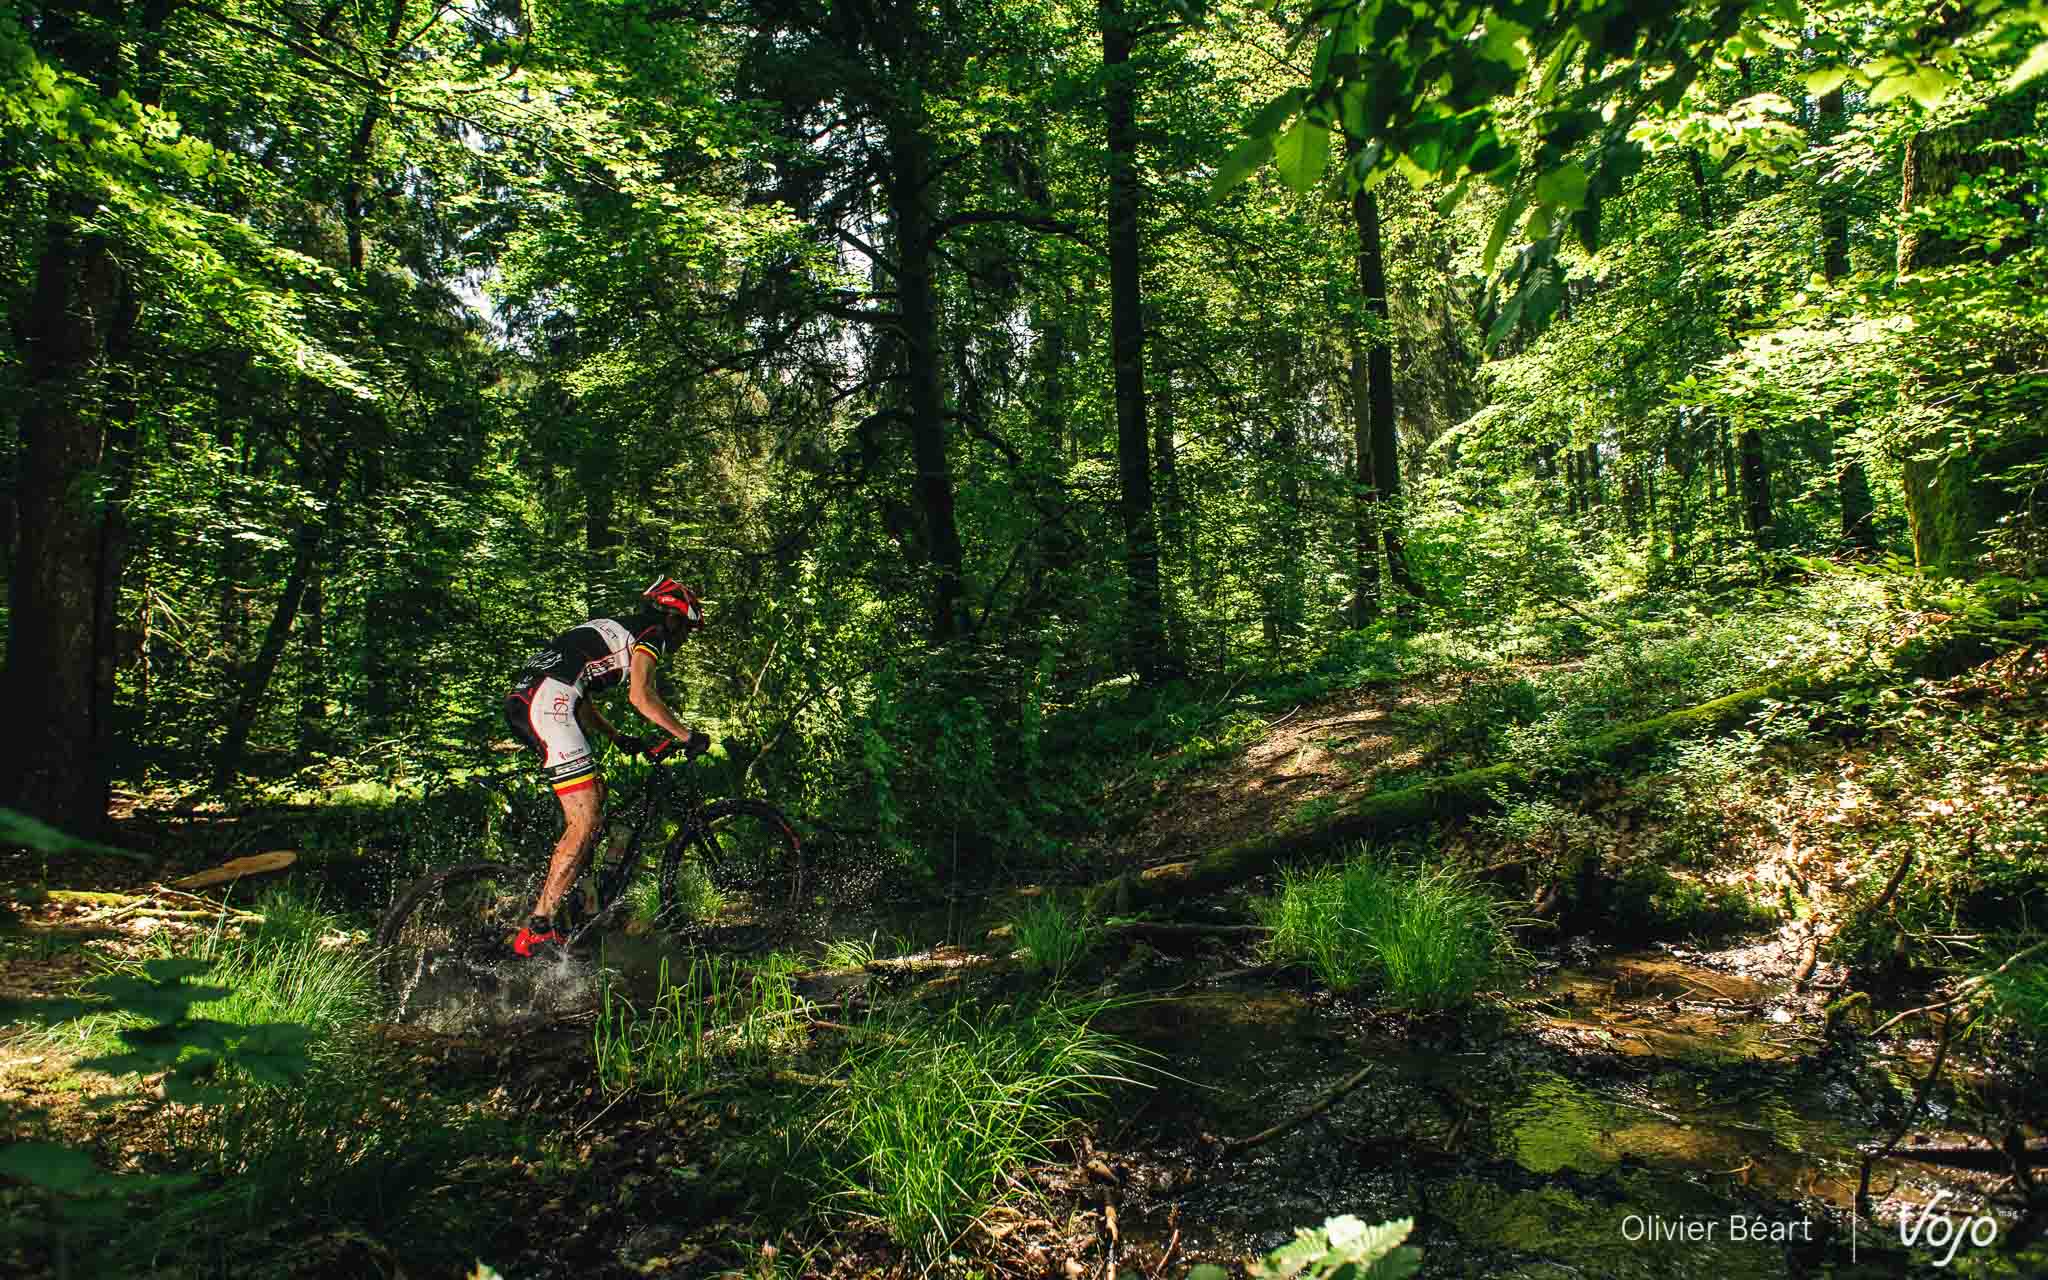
left=1094, top=678, right=1461, bottom=872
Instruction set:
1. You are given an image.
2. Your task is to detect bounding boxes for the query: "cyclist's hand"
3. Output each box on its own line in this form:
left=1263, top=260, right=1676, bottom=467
left=617, top=733, right=655, bottom=757
left=681, top=729, right=713, bottom=760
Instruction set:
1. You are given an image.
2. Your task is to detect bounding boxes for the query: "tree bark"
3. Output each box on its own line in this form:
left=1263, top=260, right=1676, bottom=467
left=1351, top=180, right=1421, bottom=606
left=1896, top=122, right=2036, bottom=573
left=8, top=202, right=133, bottom=831
left=1739, top=428, right=1772, bottom=546
left=1348, top=343, right=1380, bottom=625
left=1102, top=0, right=1172, bottom=679
left=888, top=131, right=967, bottom=642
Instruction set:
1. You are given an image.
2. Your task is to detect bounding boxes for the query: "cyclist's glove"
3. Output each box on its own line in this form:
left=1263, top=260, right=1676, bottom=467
left=681, top=730, right=713, bottom=760
left=617, top=733, right=655, bottom=757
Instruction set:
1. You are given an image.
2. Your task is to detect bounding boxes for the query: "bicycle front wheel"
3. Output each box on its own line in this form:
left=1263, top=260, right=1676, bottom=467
left=658, top=799, right=805, bottom=931
left=376, top=861, right=536, bottom=1019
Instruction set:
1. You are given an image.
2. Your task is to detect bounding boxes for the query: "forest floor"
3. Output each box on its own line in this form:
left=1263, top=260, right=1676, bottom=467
left=4, top=622, right=2046, bottom=1278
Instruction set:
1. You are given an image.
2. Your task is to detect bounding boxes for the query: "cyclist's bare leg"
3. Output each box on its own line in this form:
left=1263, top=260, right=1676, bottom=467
left=532, top=779, right=605, bottom=921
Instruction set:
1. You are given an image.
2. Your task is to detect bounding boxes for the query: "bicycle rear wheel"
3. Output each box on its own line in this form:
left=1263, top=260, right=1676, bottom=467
left=658, top=799, right=805, bottom=932
left=376, top=861, right=536, bottom=1019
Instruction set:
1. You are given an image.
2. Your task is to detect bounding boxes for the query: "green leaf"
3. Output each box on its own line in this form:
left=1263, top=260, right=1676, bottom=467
left=1246, top=87, right=1307, bottom=139
left=1804, top=65, right=1854, bottom=97
left=0, top=1141, right=100, bottom=1193
left=1533, top=160, right=1588, bottom=211
left=1482, top=191, right=1529, bottom=273
left=1275, top=119, right=1330, bottom=194
left=1212, top=133, right=1275, bottom=199
left=2005, top=40, right=2048, bottom=92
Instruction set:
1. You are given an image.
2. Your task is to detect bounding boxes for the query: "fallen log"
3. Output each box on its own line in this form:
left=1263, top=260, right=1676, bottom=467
left=1086, top=671, right=1826, bottom=913
left=169, top=850, right=297, bottom=891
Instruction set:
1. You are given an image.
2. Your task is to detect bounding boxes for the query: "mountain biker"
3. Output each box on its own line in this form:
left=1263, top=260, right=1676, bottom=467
left=503, top=575, right=712, bottom=958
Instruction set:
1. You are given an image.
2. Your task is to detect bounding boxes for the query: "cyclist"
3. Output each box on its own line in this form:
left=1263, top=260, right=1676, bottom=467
left=503, top=575, right=713, bottom=958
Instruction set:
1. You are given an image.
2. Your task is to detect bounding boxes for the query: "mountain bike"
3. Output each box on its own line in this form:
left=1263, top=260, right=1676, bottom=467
left=376, top=752, right=803, bottom=1018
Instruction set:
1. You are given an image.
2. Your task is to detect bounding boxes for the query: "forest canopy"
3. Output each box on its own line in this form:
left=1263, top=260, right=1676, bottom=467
left=0, top=0, right=2042, bottom=843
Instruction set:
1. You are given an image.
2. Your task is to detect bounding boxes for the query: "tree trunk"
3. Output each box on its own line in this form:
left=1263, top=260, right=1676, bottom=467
left=1352, top=180, right=1421, bottom=605
left=217, top=514, right=326, bottom=788
left=1739, top=428, right=1772, bottom=546
left=1348, top=343, right=1380, bottom=625
left=1102, top=0, right=1171, bottom=679
left=889, top=132, right=967, bottom=641
left=6, top=197, right=134, bottom=831
left=1896, top=123, right=2034, bottom=573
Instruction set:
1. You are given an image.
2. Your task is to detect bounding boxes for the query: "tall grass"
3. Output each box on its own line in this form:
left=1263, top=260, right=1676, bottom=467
left=1259, top=852, right=1516, bottom=1009
left=1007, top=895, right=1098, bottom=979
left=816, top=999, right=1137, bottom=1261
left=29, top=884, right=376, bottom=1064
left=592, top=953, right=805, bottom=1101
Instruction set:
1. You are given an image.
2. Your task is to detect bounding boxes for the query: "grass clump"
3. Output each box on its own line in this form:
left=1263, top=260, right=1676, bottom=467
left=817, top=998, right=1136, bottom=1261
left=593, top=953, right=804, bottom=1102
left=30, top=885, right=376, bottom=1064
left=1007, top=895, right=1099, bottom=979
left=626, top=861, right=722, bottom=928
left=1259, top=852, right=1516, bottom=1009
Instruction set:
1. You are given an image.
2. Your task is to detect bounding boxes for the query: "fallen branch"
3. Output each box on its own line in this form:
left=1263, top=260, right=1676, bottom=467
left=1223, top=1062, right=1374, bottom=1153
left=169, top=850, right=297, bottom=891
left=1886, top=1138, right=2048, bottom=1173
left=1871, top=935, right=2048, bottom=1036
left=1101, top=922, right=1267, bottom=942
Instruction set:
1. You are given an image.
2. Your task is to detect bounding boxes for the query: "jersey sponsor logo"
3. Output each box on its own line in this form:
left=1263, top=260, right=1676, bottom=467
left=545, top=692, right=574, bottom=726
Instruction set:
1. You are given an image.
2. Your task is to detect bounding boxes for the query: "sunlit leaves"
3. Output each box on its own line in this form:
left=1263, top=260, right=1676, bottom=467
left=1275, top=118, right=1330, bottom=193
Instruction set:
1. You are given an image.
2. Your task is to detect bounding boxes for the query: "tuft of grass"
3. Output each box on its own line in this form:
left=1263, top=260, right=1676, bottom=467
left=821, top=933, right=880, bottom=968
left=1007, top=896, right=1098, bottom=979
left=626, top=861, right=723, bottom=928
left=816, top=998, right=1137, bottom=1261
left=593, top=953, right=805, bottom=1102
left=1259, top=852, right=1517, bottom=1009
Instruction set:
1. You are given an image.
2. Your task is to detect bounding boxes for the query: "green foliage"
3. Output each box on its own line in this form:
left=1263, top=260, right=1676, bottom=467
left=27, top=887, right=375, bottom=1076
left=593, top=954, right=803, bottom=1103
left=816, top=999, right=1136, bottom=1262
left=1983, top=950, right=2048, bottom=1040
left=1608, top=865, right=1780, bottom=939
left=1259, top=853, right=1517, bottom=1009
left=1007, top=896, right=1099, bottom=979
left=1188, top=1215, right=1420, bottom=1280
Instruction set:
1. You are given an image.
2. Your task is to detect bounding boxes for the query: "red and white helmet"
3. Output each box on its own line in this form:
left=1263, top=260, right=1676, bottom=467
left=643, top=576, right=704, bottom=626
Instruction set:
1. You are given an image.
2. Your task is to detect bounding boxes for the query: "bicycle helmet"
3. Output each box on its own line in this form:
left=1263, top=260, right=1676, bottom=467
left=643, top=575, right=704, bottom=626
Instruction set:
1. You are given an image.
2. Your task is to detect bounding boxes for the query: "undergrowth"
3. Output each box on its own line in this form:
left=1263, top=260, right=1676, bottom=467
left=815, top=998, right=1138, bottom=1261
left=1259, top=852, right=1518, bottom=1008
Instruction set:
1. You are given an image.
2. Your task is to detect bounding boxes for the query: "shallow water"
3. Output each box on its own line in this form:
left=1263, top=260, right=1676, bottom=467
left=1095, top=951, right=2025, bottom=1277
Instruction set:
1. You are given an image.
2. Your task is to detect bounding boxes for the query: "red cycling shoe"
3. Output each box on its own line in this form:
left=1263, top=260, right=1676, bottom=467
left=511, top=922, right=565, bottom=959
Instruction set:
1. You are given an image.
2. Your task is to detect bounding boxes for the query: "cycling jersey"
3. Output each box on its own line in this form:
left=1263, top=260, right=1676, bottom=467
left=520, top=610, right=676, bottom=696
left=505, top=609, right=675, bottom=796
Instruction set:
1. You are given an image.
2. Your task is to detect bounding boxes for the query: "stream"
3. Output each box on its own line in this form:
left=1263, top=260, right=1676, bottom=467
left=1093, top=944, right=2022, bottom=1278
left=389, top=921, right=2026, bottom=1277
